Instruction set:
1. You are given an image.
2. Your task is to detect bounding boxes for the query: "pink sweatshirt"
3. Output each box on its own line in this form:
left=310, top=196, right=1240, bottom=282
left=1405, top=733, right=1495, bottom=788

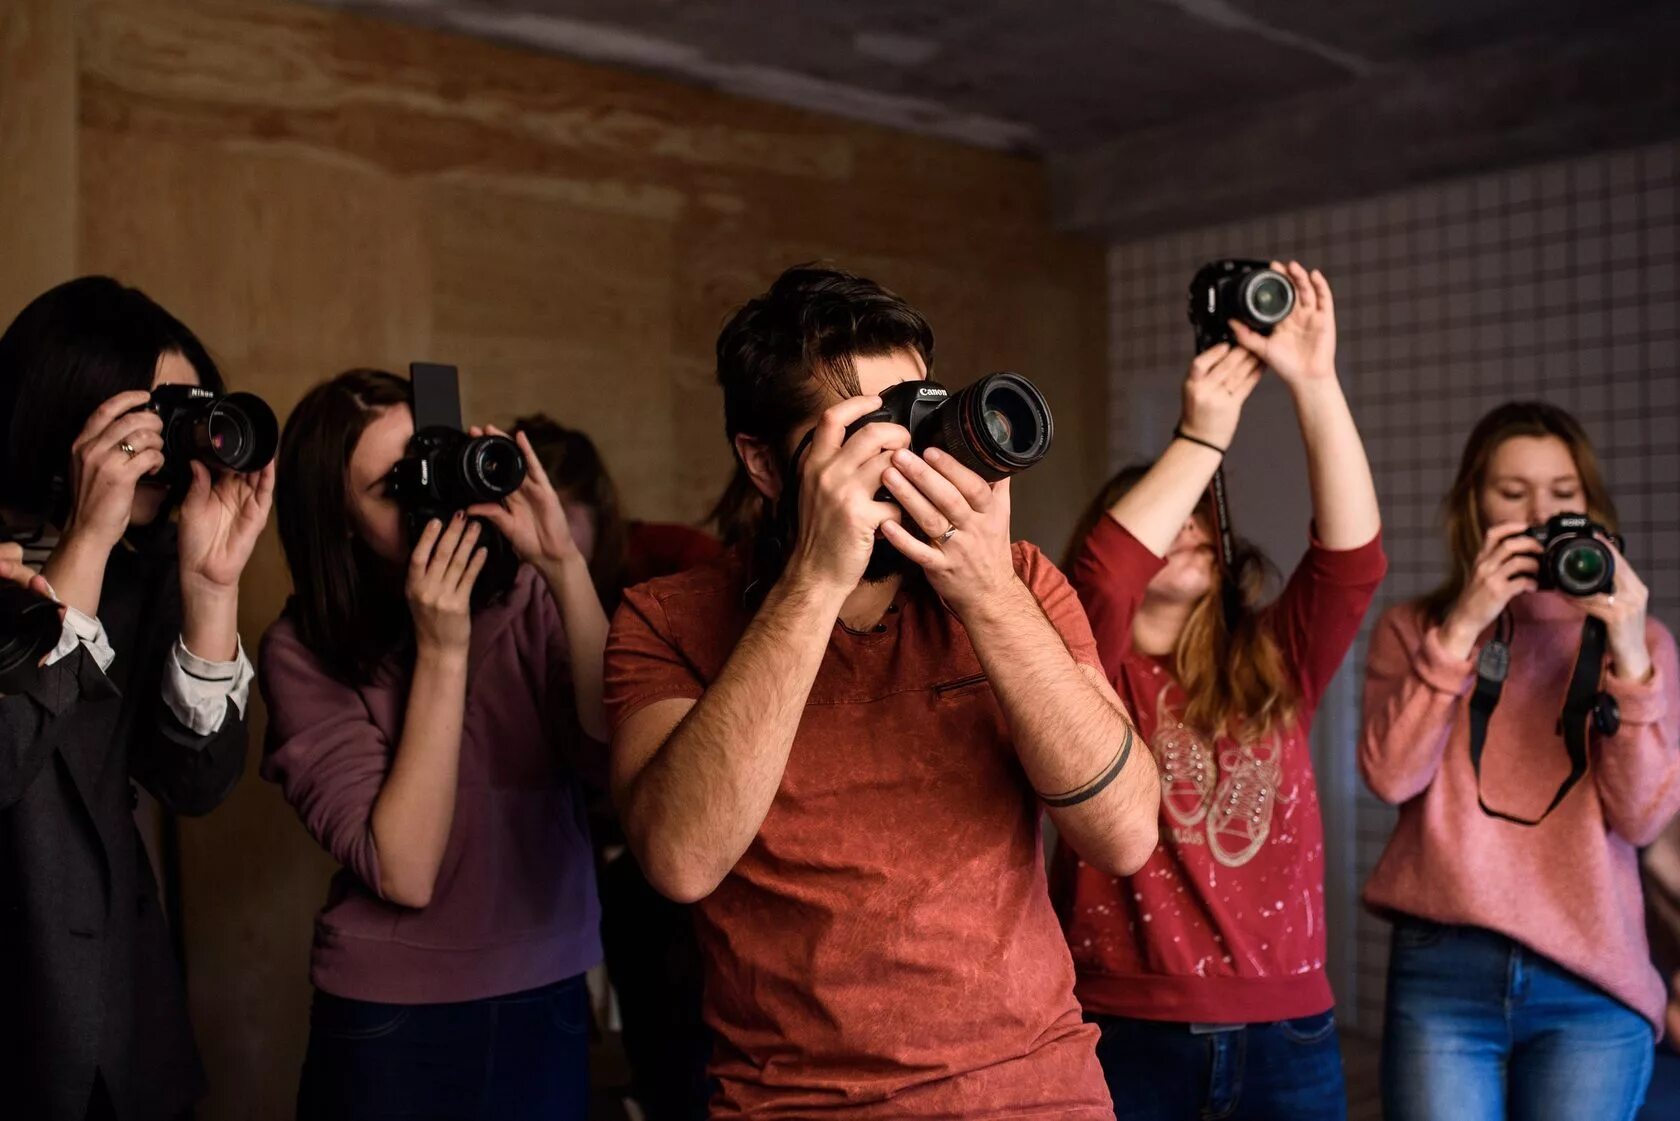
left=1361, top=591, right=1680, bottom=1030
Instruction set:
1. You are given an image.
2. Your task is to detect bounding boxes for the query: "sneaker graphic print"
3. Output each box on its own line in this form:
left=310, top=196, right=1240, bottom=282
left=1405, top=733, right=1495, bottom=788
left=1148, top=685, right=1287, bottom=868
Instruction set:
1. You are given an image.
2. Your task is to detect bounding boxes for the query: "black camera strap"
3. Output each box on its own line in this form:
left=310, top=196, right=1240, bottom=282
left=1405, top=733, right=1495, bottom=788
left=1469, top=612, right=1617, bottom=826
left=1208, top=465, right=1241, bottom=628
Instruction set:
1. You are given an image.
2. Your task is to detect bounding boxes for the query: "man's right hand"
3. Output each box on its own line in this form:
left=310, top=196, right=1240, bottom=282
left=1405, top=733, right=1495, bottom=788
left=784, top=396, right=911, bottom=593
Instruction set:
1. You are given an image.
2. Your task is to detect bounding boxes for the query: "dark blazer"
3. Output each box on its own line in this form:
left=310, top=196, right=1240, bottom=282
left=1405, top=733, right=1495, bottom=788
left=0, top=530, right=247, bottom=1121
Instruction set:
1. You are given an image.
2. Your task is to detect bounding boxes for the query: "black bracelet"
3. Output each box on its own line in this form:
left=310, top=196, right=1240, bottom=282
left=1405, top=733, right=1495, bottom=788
left=1040, top=726, right=1134, bottom=808
left=1173, top=426, right=1227, bottom=456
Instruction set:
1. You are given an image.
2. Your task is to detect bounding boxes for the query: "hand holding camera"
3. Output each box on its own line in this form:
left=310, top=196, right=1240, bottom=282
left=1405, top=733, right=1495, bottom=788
left=1439, top=522, right=1546, bottom=657
left=786, top=395, right=909, bottom=594
left=177, top=459, right=276, bottom=599
left=61, top=390, right=169, bottom=551
left=1180, top=342, right=1263, bottom=450
left=464, top=425, right=582, bottom=577
left=405, top=513, right=486, bottom=656
left=879, top=445, right=1017, bottom=615
left=1227, top=261, right=1337, bottom=389
left=1577, top=537, right=1653, bottom=682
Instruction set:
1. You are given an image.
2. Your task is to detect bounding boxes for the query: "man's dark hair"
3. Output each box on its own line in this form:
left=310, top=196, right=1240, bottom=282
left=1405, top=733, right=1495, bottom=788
left=0, top=276, right=225, bottom=524
left=274, top=368, right=412, bottom=684
left=511, top=414, right=629, bottom=609
left=707, top=264, right=934, bottom=545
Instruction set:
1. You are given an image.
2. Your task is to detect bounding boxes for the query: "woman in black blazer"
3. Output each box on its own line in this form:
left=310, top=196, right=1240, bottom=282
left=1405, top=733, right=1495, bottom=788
left=0, top=277, right=273, bottom=1121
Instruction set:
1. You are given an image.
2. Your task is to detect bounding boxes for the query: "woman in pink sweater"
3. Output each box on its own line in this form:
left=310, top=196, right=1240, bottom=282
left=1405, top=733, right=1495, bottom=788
left=1362, top=401, right=1680, bottom=1121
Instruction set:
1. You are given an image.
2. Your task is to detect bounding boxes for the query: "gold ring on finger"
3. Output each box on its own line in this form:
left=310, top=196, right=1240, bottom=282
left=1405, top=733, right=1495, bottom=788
left=118, top=440, right=138, bottom=459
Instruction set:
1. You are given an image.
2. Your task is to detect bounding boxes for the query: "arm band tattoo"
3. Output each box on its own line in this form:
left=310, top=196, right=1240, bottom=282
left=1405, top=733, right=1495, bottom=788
left=1039, top=725, right=1134, bottom=808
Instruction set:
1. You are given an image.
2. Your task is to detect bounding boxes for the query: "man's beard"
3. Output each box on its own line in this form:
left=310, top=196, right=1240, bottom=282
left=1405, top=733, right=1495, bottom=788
left=861, top=531, right=919, bottom=584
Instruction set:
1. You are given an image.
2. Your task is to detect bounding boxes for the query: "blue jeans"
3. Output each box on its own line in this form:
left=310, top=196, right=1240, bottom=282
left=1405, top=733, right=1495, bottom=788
left=1383, top=919, right=1654, bottom=1121
left=1636, top=1043, right=1680, bottom=1120
left=1090, top=1011, right=1347, bottom=1121
left=296, top=974, right=591, bottom=1121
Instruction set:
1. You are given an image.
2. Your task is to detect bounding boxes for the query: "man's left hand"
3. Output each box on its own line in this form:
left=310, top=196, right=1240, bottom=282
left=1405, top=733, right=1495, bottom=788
left=879, top=446, right=1017, bottom=617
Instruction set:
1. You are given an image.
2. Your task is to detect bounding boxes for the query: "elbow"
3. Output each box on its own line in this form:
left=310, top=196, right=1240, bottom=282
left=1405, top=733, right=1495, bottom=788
left=1358, top=754, right=1416, bottom=807
left=1071, top=816, right=1160, bottom=878
left=378, top=870, right=437, bottom=910
left=633, top=836, right=725, bottom=905
left=624, top=813, right=724, bottom=904
left=1108, top=819, right=1161, bottom=877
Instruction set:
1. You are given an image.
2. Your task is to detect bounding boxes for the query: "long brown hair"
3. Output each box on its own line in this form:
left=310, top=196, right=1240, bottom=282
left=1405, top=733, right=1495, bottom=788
left=1065, top=464, right=1298, bottom=739
left=1420, top=400, right=1619, bottom=623
left=275, top=369, right=412, bottom=684
left=511, top=414, right=631, bottom=610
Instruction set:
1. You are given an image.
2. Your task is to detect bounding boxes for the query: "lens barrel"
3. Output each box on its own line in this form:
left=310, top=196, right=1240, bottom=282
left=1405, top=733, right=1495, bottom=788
left=437, top=434, right=527, bottom=506
left=154, top=387, right=279, bottom=473
left=921, top=372, right=1053, bottom=481
left=0, top=584, right=62, bottom=695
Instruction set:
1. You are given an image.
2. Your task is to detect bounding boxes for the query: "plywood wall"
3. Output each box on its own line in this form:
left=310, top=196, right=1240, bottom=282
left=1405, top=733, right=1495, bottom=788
left=1, top=1, right=1107, bottom=1116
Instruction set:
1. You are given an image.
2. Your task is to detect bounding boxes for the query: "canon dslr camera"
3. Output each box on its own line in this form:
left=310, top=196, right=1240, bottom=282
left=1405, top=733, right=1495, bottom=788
left=1518, top=514, right=1619, bottom=597
left=1187, top=259, right=1296, bottom=352
left=387, top=363, right=527, bottom=601
left=843, top=372, right=1053, bottom=482
left=148, top=385, right=279, bottom=476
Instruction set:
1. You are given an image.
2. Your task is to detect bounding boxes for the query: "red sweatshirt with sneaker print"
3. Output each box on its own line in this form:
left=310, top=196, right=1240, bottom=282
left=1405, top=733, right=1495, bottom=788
left=1051, top=513, right=1386, bottom=1023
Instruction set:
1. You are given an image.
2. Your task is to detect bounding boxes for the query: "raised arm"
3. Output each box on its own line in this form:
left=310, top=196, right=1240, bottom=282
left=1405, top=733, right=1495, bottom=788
left=471, top=428, right=609, bottom=741
left=608, top=396, right=908, bottom=903
left=1230, top=261, right=1378, bottom=550
left=1109, top=343, right=1261, bottom=556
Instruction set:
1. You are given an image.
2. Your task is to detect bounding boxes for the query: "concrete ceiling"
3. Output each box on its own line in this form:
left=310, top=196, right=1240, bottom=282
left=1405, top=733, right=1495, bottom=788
left=316, top=0, right=1658, bottom=152
left=315, top=0, right=1680, bottom=234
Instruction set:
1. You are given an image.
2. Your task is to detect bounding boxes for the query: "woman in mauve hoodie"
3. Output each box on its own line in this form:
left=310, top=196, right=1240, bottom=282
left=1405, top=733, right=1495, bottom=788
left=258, top=369, right=610, bottom=1121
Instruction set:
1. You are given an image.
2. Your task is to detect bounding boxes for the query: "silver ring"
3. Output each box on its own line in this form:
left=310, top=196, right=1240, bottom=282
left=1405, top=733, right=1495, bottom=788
left=118, top=440, right=138, bottom=460
left=937, top=525, right=958, bottom=545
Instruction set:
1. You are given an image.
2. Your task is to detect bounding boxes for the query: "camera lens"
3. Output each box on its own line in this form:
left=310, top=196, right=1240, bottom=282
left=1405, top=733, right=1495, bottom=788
left=923, top=372, right=1053, bottom=481
left=460, top=435, right=527, bottom=502
left=195, top=393, right=279, bottom=472
left=982, top=406, right=1014, bottom=448
left=1242, top=270, right=1295, bottom=326
left=979, top=380, right=1042, bottom=458
left=206, top=409, right=248, bottom=463
left=0, top=583, right=62, bottom=695
left=1555, top=539, right=1611, bottom=596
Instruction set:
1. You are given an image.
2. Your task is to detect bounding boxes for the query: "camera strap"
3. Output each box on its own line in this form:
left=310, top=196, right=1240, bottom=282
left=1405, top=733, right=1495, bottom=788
left=1208, top=465, right=1241, bottom=628
left=1468, top=612, right=1616, bottom=826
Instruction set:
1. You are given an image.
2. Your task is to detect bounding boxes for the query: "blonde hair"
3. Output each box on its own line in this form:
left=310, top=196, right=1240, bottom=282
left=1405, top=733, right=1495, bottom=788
left=1066, top=465, right=1298, bottom=739
left=1421, top=401, right=1619, bottom=623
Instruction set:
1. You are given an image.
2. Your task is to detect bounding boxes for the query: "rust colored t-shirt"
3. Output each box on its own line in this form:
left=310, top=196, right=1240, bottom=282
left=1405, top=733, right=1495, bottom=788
left=604, top=542, right=1113, bottom=1120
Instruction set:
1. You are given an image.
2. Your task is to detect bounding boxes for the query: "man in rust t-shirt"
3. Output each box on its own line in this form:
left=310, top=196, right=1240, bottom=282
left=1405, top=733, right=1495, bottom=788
left=604, top=265, right=1159, bottom=1119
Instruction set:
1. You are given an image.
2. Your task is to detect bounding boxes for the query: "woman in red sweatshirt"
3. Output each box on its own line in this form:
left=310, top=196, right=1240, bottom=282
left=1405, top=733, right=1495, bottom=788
left=1052, top=262, right=1385, bottom=1120
left=1362, top=401, right=1679, bottom=1121
left=259, top=370, right=610, bottom=1121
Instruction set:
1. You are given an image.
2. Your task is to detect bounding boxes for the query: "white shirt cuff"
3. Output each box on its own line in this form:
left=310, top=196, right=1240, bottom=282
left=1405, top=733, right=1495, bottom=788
left=164, top=637, right=254, bottom=736
left=44, top=596, right=117, bottom=674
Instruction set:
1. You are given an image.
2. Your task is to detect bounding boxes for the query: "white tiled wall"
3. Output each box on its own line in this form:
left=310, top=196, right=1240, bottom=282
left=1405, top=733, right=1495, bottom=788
left=1106, top=138, right=1680, bottom=1035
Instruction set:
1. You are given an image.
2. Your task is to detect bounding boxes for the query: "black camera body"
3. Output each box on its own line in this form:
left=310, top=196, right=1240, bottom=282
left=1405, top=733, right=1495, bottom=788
left=149, top=385, right=279, bottom=477
left=1519, top=513, right=1619, bottom=597
left=844, top=372, right=1053, bottom=483
left=387, top=363, right=526, bottom=603
left=1187, top=259, right=1296, bottom=352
